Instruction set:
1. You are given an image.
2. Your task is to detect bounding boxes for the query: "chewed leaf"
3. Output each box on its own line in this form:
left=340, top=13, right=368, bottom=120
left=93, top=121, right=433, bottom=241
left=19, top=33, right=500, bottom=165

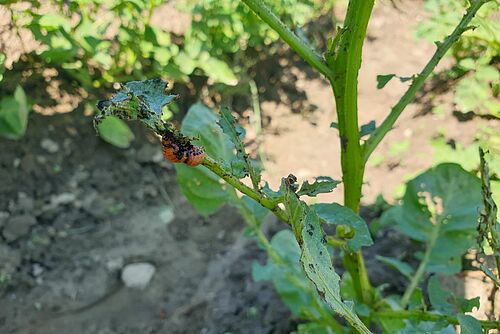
left=300, top=208, right=369, bottom=332
left=95, top=78, right=176, bottom=131
left=312, top=203, right=373, bottom=251
left=376, top=74, right=396, bottom=89
left=379, top=163, right=482, bottom=274
left=297, top=176, right=341, bottom=197
left=218, top=107, right=261, bottom=187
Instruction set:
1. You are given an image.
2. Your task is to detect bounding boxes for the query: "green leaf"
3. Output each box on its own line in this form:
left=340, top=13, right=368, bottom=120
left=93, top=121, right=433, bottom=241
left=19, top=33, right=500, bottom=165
left=297, top=177, right=341, bottom=197
left=0, top=53, right=5, bottom=82
left=37, top=14, right=71, bottom=31
left=252, top=230, right=328, bottom=318
left=217, top=107, right=260, bottom=185
left=239, top=195, right=269, bottom=228
left=312, top=203, right=373, bottom=251
left=457, top=314, right=482, bottom=334
left=199, top=57, right=238, bottom=86
left=376, top=74, right=396, bottom=89
left=0, top=86, right=30, bottom=140
left=360, top=120, right=376, bottom=137
left=428, top=276, right=454, bottom=314
left=296, top=322, right=336, bottom=334
left=175, top=103, right=236, bottom=216
left=330, top=122, right=338, bottom=129
left=96, top=116, right=134, bottom=148
left=300, top=208, right=368, bottom=331
left=176, top=164, right=231, bottom=216
left=96, top=78, right=176, bottom=131
left=380, top=163, right=482, bottom=274
left=375, top=256, right=415, bottom=280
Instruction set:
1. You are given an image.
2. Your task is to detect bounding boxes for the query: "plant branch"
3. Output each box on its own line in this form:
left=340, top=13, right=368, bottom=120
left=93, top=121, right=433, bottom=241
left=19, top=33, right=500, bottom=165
left=202, top=156, right=288, bottom=222
left=363, top=0, right=490, bottom=163
left=239, top=0, right=334, bottom=80
left=373, top=310, right=500, bottom=330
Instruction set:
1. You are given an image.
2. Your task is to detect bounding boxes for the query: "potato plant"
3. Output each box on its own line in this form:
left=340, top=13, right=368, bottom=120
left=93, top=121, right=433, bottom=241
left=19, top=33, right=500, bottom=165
left=95, top=0, right=499, bottom=333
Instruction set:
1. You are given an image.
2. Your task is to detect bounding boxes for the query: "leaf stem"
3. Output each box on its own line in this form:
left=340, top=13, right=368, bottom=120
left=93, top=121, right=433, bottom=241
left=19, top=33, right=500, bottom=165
left=373, top=310, right=500, bottom=330
left=202, top=156, right=288, bottom=222
left=400, top=215, right=441, bottom=308
left=363, top=0, right=490, bottom=163
left=239, top=0, right=334, bottom=80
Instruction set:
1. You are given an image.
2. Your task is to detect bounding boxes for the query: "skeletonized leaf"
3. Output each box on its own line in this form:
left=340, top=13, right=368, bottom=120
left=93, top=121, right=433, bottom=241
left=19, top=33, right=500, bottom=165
left=297, top=177, right=341, bottom=197
left=95, top=78, right=176, bottom=131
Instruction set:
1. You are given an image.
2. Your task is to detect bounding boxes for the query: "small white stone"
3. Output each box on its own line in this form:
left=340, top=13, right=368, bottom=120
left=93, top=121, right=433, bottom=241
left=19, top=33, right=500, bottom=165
left=159, top=207, right=175, bottom=225
left=41, top=138, right=59, bottom=153
left=121, top=262, right=156, bottom=289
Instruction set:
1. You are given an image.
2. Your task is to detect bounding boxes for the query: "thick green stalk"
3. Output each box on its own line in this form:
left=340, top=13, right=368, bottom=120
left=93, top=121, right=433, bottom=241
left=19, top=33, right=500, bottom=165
left=327, top=0, right=375, bottom=305
left=374, top=310, right=500, bottom=330
left=363, top=0, right=490, bottom=163
left=240, top=0, right=334, bottom=80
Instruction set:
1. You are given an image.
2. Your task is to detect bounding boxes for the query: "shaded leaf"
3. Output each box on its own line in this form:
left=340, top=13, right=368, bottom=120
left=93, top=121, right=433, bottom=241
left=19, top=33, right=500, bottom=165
left=379, top=163, right=482, bottom=274
left=175, top=103, right=236, bottom=216
left=375, top=256, right=414, bottom=280
left=457, top=314, right=482, bottom=334
left=0, top=86, right=30, bottom=140
left=312, top=203, right=373, bottom=251
left=252, top=230, right=328, bottom=318
left=96, top=116, right=134, bottom=148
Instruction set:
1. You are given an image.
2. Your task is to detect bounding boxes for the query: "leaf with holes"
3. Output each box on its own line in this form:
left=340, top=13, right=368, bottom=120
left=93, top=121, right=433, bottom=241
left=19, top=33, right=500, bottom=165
left=379, top=163, right=482, bottom=273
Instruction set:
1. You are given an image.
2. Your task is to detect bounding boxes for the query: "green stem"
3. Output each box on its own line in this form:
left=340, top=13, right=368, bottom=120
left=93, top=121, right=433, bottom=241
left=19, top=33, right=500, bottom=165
left=374, top=310, right=500, bottom=330
left=202, top=156, right=288, bottom=223
left=239, top=0, right=334, bottom=80
left=363, top=0, right=490, bottom=163
left=327, top=0, right=375, bottom=306
left=400, top=216, right=441, bottom=308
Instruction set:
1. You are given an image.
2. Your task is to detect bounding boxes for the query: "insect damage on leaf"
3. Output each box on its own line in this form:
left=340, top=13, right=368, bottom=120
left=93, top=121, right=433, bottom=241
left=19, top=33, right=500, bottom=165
left=95, top=78, right=204, bottom=166
left=95, top=78, right=177, bottom=132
